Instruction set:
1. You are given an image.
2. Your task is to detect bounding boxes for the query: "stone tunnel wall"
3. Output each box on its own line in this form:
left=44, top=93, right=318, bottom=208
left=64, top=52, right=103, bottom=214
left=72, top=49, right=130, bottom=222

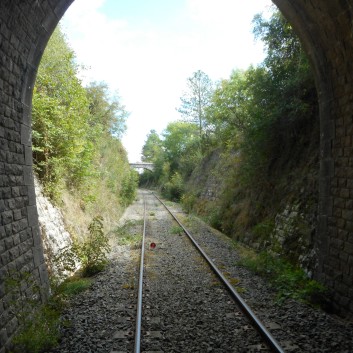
left=0, top=0, right=353, bottom=350
left=274, top=0, right=353, bottom=316
left=0, top=1, right=73, bottom=351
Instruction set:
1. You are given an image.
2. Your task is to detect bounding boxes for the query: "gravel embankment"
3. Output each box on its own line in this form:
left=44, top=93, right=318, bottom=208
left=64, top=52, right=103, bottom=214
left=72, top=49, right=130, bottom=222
left=50, top=190, right=353, bottom=353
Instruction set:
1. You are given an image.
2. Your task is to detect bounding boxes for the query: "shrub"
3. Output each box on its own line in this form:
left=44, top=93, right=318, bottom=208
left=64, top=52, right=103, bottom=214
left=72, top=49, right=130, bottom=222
left=56, top=216, right=111, bottom=278
left=162, top=172, right=184, bottom=201
left=78, top=216, right=110, bottom=277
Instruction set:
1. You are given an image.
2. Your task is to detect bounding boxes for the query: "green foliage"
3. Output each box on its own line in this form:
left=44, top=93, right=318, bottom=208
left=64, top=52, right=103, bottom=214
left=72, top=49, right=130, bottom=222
left=201, top=11, right=317, bottom=191
left=141, top=129, right=163, bottom=162
left=117, top=233, right=141, bottom=246
left=51, top=217, right=111, bottom=280
left=170, top=225, right=183, bottom=235
left=113, top=220, right=143, bottom=247
left=57, top=277, right=92, bottom=297
left=32, top=25, right=136, bottom=217
left=11, top=305, right=61, bottom=353
left=237, top=12, right=316, bottom=184
left=205, top=69, right=250, bottom=147
left=252, top=219, right=275, bottom=243
left=238, top=251, right=327, bottom=304
left=140, top=10, right=319, bottom=278
left=204, top=204, right=223, bottom=230
left=181, top=10, right=319, bottom=244
left=5, top=271, right=60, bottom=353
left=140, top=121, right=201, bottom=200
left=78, top=216, right=111, bottom=277
left=32, top=27, right=93, bottom=198
left=163, top=121, right=201, bottom=175
left=181, top=192, right=197, bottom=213
left=120, top=169, right=139, bottom=206
left=93, top=137, right=138, bottom=207
left=51, top=244, right=80, bottom=287
left=85, top=81, right=127, bottom=138
left=162, top=172, right=184, bottom=201
left=7, top=271, right=93, bottom=353
left=55, top=216, right=111, bottom=278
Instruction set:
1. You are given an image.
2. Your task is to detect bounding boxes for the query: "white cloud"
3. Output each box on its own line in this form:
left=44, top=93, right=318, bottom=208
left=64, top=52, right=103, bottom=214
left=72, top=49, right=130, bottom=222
left=61, top=0, right=272, bottom=161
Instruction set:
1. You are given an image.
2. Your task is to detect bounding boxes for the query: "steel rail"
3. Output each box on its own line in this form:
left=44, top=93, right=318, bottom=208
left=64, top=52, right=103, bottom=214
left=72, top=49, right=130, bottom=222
left=134, top=197, right=147, bottom=353
left=153, top=193, right=285, bottom=353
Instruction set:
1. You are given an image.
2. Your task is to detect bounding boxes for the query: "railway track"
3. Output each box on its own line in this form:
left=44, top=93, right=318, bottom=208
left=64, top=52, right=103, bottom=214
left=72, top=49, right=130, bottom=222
left=132, top=191, right=285, bottom=353
left=50, top=190, right=353, bottom=353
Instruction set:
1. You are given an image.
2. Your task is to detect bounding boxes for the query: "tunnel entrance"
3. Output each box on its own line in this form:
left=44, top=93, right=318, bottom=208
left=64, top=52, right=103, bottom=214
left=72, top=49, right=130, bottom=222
left=1, top=1, right=353, bottom=349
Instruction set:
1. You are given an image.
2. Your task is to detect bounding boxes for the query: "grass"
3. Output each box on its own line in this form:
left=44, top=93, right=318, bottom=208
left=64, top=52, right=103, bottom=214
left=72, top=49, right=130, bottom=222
left=11, top=305, right=61, bottom=353
left=170, top=225, right=183, bottom=235
left=57, top=277, right=92, bottom=296
left=10, top=275, right=92, bottom=353
left=237, top=249, right=328, bottom=306
left=113, top=220, right=143, bottom=247
left=118, top=233, right=141, bottom=246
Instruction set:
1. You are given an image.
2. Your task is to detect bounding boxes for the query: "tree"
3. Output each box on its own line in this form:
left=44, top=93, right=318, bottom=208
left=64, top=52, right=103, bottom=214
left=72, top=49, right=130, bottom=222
left=205, top=69, right=250, bottom=148
left=86, top=81, right=128, bottom=139
left=141, top=129, right=163, bottom=162
left=32, top=26, right=93, bottom=196
left=139, top=121, right=200, bottom=195
left=162, top=121, right=199, bottom=173
left=177, top=70, right=213, bottom=145
left=238, top=10, right=317, bottom=182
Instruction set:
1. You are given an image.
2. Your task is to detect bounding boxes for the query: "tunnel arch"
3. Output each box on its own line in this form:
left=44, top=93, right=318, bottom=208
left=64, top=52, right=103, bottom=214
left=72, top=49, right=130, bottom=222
left=1, top=0, right=353, bottom=348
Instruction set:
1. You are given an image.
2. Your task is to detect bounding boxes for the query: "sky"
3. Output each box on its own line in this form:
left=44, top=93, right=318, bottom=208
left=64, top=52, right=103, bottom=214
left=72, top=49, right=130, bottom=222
left=61, top=0, right=274, bottom=162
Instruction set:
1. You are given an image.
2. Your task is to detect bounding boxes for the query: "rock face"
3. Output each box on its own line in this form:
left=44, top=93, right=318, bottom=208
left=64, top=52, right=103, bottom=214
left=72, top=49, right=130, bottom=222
left=271, top=204, right=317, bottom=277
left=185, top=146, right=319, bottom=273
left=34, top=177, right=74, bottom=278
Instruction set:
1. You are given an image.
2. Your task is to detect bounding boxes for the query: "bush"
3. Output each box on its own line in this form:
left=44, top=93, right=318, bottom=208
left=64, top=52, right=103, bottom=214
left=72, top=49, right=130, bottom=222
left=162, top=172, right=184, bottom=201
left=55, top=216, right=111, bottom=278
left=79, top=216, right=110, bottom=277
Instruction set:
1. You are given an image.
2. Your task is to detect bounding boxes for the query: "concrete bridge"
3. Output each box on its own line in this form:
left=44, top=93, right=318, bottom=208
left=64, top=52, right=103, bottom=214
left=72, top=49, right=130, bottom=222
left=130, top=162, right=154, bottom=171
left=1, top=0, right=353, bottom=349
